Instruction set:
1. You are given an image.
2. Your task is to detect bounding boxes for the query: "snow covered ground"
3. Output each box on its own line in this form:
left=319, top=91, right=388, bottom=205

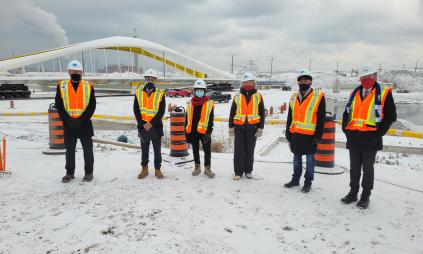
left=1, top=90, right=423, bottom=253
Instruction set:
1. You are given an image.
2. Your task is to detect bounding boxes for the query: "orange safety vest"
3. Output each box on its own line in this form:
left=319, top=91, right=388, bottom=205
left=59, top=80, right=92, bottom=119
left=345, top=86, right=391, bottom=131
left=186, top=100, right=214, bottom=134
left=135, top=88, right=164, bottom=122
left=233, top=93, right=262, bottom=125
left=289, top=89, right=324, bottom=135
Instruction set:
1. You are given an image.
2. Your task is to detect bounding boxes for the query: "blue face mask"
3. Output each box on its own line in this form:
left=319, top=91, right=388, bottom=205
left=195, top=90, right=205, bottom=97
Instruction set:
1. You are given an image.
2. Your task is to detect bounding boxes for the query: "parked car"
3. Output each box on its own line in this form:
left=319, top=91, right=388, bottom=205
left=282, top=85, right=292, bottom=91
left=166, top=89, right=192, bottom=97
left=207, top=91, right=231, bottom=103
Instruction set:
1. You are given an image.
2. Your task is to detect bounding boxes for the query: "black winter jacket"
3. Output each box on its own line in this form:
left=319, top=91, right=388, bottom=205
left=133, top=86, right=166, bottom=137
left=285, top=89, right=326, bottom=155
left=55, top=81, right=96, bottom=138
left=342, top=85, right=397, bottom=151
left=229, top=88, right=265, bottom=131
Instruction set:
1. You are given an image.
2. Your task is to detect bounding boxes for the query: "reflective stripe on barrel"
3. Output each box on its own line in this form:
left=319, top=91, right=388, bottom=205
left=48, top=105, right=65, bottom=149
left=169, top=111, right=189, bottom=157
left=314, top=115, right=335, bottom=168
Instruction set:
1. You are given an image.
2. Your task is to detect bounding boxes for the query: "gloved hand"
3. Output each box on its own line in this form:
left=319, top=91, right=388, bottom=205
left=255, top=128, right=263, bottom=137
left=201, top=133, right=211, bottom=144
left=312, top=137, right=321, bottom=144
left=68, top=119, right=81, bottom=129
left=229, top=127, right=235, bottom=137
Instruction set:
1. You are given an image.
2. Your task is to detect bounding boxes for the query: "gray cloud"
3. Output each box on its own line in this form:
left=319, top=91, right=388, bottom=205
left=1, top=0, right=422, bottom=72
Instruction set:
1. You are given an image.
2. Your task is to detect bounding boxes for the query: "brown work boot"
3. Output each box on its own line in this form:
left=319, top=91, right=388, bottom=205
left=62, top=174, right=75, bottom=183
left=192, top=163, right=201, bottom=176
left=204, top=165, right=215, bottom=178
left=155, top=168, right=164, bottom=179
left=138, top=165, right=149, bottom=179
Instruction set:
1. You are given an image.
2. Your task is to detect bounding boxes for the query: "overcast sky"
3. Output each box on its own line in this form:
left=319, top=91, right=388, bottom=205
left=0, top=0, right=422, bottom=72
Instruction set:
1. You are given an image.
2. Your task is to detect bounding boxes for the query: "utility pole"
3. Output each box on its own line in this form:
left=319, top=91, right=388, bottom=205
left=378, top=63, right=382, bottom=73
left=415, top=60, right=419, bottom=73
left=403, top=64, right=406, bottom=70
left=336, top=60, right=339, bottom=77
left=308, top=59, right=312, bottom=71
left=248, top=60, right=254, bottom=72
left=270, top=57, right=273, bottom=82
left=231, top=54, right=234, bottom=74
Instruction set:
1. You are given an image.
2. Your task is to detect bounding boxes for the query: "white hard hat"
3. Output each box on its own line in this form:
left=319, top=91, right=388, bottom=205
left=143, top=68, right=158, bottom=78
left=193, top=79, right=207, bottom=89
left=67, top=60, right=83, bottom=71
left=359, top=64, right=378, bottom=78
left=297, top=68, right=313, bottom=81
left=241, top=72, right=255, bottom=83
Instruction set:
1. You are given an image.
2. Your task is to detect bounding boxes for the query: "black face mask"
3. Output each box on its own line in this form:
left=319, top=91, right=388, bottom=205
left=70, top=74, right=82, bottom=83
left=298, top=83, right=311, bottom=92
left=145, top=81, right=155, bottom=90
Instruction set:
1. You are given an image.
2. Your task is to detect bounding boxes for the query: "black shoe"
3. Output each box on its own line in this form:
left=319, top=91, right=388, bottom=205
left=83, top=174, right=93, bottom=182
left=357, top=196, right=370, bottom=209
left=284, top=181, right=299, bottom=188
left=341, top=192, right=358, bottom=204
left=301, top=185, right=311, bottom=193
left=62, top=174, right=75, bottom=183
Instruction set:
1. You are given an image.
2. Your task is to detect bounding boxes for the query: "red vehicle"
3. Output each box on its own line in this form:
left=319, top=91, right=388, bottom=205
left=166, top=88, right=192, bottom=97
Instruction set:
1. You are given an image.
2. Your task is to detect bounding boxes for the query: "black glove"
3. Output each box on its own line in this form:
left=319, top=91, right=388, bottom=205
left=201, top=134, right=211, bottom=144
left=312, top=137, right=321, bottom=144
left=68, top=119, right=81, bottom=129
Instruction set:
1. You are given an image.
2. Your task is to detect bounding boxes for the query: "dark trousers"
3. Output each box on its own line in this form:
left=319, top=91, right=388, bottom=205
left=349, top=149, right=377, bottom=197
left=65, top=135, right=94, bottom=175
left=234, top=127, right=257, bottom=176
left=292, top=154, right=315, bottom=186
left=141, top=137, right=162, bottom=169
left=191, top=136, right=211, bottom=166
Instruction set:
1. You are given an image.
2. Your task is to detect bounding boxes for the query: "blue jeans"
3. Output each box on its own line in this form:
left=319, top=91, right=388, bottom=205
left=292, top=154, right=315, bottom=186
left=141, top=137, right=162, bottom=169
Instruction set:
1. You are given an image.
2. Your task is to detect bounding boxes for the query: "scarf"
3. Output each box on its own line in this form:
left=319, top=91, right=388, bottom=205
left=191, top=96, right=210, bottom=106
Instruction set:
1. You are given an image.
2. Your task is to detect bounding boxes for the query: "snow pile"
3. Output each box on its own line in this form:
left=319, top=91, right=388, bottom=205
left=380, top=70, right=423, bottom=92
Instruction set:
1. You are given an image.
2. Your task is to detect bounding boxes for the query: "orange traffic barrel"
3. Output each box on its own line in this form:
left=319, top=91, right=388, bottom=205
left=170, top=106, right=189, bottom=157
left=48, top=103, right=65, bottom=150
left=314, top=115, right=335, bottom=168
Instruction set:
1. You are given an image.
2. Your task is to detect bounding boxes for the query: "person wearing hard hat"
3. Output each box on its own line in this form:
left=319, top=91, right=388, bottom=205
left=229, top=72, right=265, bottom=180
left=134, top=68, right=166, bottom=179
left=285, top=69, right=326, bottom=193
left=55, top=60, right=97, bottom=183
left=341, top=64, right=397, bottom=209
left=185, top=79, right=215, bottom=178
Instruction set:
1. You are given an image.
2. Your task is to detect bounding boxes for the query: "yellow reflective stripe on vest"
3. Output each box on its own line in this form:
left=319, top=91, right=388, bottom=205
left=186, top=102, right=192, bottom=132
left=304, top=91, right=321, bottom=125
left=198, top=100, right=214, bottom=131
left=136, top=88, right=164, bottom=117
left=248, top=93, right=260, bottom=121
left=233, top=94, right=245, bottom=121
left=60, top=80, right=91, bottom=117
